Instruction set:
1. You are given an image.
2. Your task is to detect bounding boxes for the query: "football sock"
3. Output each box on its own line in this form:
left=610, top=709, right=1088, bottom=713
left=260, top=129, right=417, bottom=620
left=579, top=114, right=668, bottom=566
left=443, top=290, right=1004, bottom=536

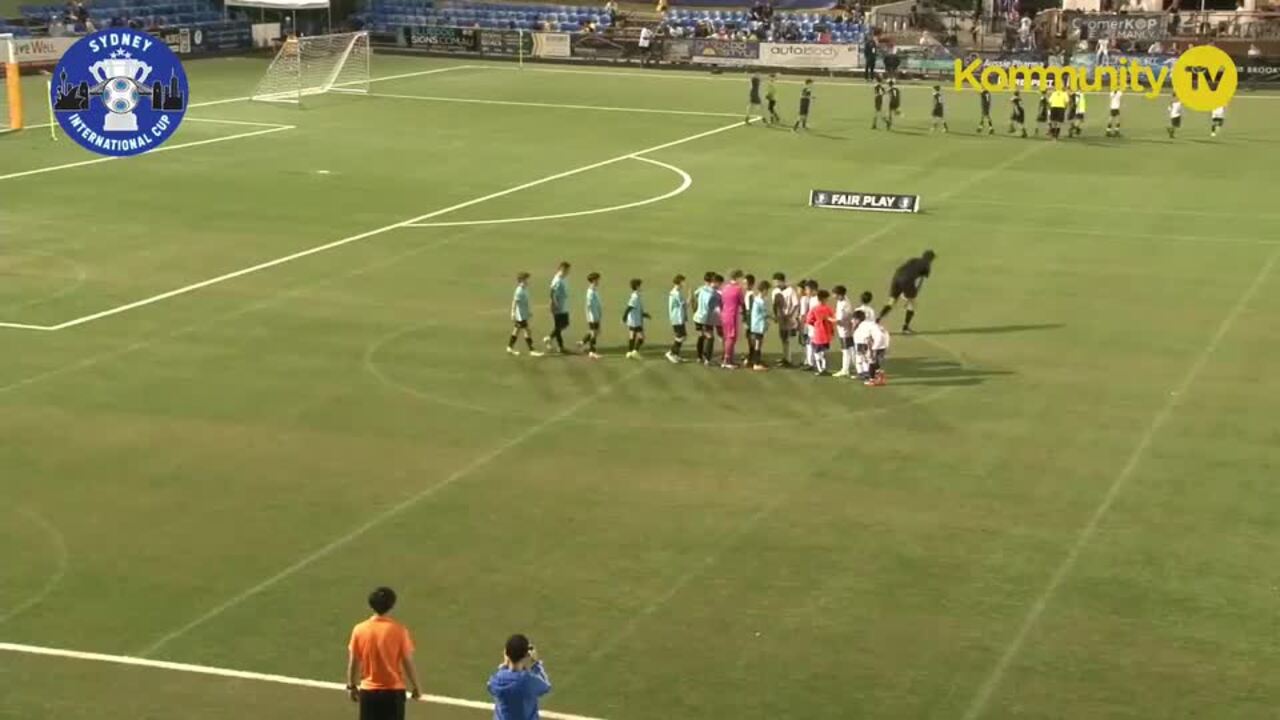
left=508, top=333, right=518, bottom=348
left=670, top=340, right=681, bottom=356
left=696, top=336, right=705, bottom=359
left=904, top=310, right=916, bottom=330
left=588, top=334, right=597, bottom=353
left=635, top=337, right=644, bottom=351
left=879, top=304, right=894, bottom=320
left=525, top=336, right=534, bottom=350
left=628, top=338, right=636, bottom=352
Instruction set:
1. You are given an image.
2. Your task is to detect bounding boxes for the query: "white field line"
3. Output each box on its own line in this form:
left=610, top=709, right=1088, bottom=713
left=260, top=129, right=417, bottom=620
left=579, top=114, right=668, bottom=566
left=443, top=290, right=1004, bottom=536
left=0, top=125, right=296, bottom=183
left=2, top=119, right=745, bottom=333
left=137, top=365, right=652, bottom=657
left=369, top=90, right=742, bottom=118
left=961, top=246, right=1280, bottom=720
left=0, top=510, right=68, bottom=626
left=407, top=155, right=691, bottom=228
left=928, top=219, right=1279, bottom=246
left=0, top=642, right=605, bottom=720
left=5, top=65, right=478, bottom=134
left=182, top=116, right=294, bottom=129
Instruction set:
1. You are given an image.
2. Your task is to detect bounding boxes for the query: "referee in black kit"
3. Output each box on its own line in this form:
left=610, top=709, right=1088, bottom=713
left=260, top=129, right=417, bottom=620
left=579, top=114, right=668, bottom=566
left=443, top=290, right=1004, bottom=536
left=879, top=250, right=936, bottom=334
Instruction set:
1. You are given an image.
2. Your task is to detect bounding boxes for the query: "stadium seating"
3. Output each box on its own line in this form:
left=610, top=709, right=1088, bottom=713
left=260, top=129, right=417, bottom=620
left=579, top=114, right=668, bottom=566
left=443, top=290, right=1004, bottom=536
left=0, top=22, right=33, bottom=35
left=360, top=0, right=863, bottom=44
left=19, top=0, right=225, bottom=28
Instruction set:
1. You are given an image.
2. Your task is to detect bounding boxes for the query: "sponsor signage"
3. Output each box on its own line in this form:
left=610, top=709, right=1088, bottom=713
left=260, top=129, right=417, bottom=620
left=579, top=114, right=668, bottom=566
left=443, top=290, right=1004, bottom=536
left=1067, top=13, right=1167, bottom=42
left=410, top=26, right=477, bottom=51
left=9, top=37, right=78, bottom=67
left=477, top=29, right=532, bottom=56
left=663, top=38, right=693, bottom=62
left=533, top=31, right=570, bottom=58
left=810, top=189, right=920, bottom=214
left=691, top=38, right=759, bottom=65
left=160, top=23, right=251, bottom=54
left=1236, top=57, right=1280, bottom=84
left=761, top=42, right=859, bottom=69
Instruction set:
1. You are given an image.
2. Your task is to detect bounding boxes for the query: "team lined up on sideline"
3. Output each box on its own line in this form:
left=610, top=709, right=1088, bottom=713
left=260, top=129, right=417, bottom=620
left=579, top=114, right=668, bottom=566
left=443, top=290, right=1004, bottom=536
left=746, top=73, right=1228, bottom=139
left=508, top=252, right=936, bottom=386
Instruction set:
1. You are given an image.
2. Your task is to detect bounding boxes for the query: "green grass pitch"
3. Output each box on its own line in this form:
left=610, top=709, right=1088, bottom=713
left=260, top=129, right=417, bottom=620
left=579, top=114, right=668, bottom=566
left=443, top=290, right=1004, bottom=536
left=3, top=54, right=1280, bottom=720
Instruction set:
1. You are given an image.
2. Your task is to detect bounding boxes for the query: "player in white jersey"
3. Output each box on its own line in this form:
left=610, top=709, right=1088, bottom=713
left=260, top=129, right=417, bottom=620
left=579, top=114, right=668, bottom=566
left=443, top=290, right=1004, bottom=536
left=832, top=286, right=856, bottom=378
left=1106, top=90, right=1122, bottom=137
left=851, top=309, right=876, bottom=381
left=796, top=280, right=815, bottom=369
left=1167, top=100, right=1183, bottom=138
left=1211, top=106, right=1226, bottom=137
left=868, top=320, right=890, bottom=386
left=856, top=290, right=877, bottom=323
left=770, top=272, right=800, bottom=367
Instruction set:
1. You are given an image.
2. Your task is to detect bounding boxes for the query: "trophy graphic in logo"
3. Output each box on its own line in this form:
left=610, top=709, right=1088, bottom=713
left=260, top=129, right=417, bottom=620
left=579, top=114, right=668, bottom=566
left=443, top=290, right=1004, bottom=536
left=90, top=49, right=152, bottom=132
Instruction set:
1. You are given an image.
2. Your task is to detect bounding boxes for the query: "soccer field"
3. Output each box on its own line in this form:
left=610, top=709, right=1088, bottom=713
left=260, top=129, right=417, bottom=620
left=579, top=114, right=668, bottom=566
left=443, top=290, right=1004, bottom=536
left=3, top=53, right=1280, bottom=720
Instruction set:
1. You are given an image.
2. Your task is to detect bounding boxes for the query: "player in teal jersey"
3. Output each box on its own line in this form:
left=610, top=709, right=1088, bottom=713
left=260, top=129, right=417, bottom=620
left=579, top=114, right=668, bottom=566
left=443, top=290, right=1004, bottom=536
left=507, top=272, right=544, bottom=356
left=748, top=280, right=771, bottom=371
left=666, top=274, right=689, bottom=364
left=689, top=271, right=719, bottom=366
left=623, top=278, right=651, bottom=359
left=578, top=272, right=602, bottom=360
left=544, top=261, right=571, bottom=354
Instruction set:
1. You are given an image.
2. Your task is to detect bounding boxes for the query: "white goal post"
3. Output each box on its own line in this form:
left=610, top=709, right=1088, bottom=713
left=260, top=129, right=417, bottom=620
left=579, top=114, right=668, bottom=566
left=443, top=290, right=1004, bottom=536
left=252, top=31, right=370, bottom=104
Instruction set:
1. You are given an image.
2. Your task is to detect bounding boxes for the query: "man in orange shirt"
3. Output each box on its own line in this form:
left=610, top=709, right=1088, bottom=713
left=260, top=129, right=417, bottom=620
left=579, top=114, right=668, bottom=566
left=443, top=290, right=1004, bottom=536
left=347, top=587, right=422, bottom=720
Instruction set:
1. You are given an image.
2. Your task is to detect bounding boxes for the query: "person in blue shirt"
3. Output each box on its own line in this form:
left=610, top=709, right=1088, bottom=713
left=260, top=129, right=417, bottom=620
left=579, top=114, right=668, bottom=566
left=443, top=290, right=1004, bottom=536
left=690, top=271, right=717, bottom=366
left=544, top=261, right=571, bottom=354
left=578, top=272, right=602, bottom=360
left=507, top=272, right=544, bottom=357
left=623, top=278, right=651, bottom=360
left=487, top=634, right=551, bottom=720
left=666, top=274, right=688, bottom=364
left=748, top=280, right=771, bottom=371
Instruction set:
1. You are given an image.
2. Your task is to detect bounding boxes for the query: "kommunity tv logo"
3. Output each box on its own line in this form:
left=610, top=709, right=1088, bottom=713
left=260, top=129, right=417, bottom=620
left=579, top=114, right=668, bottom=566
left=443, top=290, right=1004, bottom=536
left=954, top=45, right=1237, bottom=111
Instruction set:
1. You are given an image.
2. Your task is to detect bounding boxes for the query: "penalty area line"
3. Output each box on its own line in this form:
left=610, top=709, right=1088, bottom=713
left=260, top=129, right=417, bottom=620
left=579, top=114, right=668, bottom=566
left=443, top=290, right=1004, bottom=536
left=0, top=642, right=606, bottom=720
left=2, top=119, right=747, bottom=332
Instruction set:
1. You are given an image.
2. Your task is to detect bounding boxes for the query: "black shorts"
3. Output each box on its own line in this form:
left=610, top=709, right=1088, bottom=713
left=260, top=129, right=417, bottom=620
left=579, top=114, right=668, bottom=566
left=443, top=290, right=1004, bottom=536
left=932, top=107, right=944, bottom=118
left=359, top=690, right=406, bottom=720
left=1049, top=107, right=1066, bottom=123
left=889, top=103, right=900, bottom=113
left=767, top=98, right=777, bottom=110
left=874, top=100, right=883, bottom=112
left=812, top=343, right=830, bottom=352
left=750, top=93, right=762, bottom=105
left=1012, top=109, right=1025, bottom=123
left=512, top=319, right=528, bottom=329
left=628, top=325, right=644, bottom=333
left=1171, top=116, right=1182, bottom=128
left=1110, top=108, right=1120, bottom=117
left=1074, top=113, right=1085, bottom=122
left=799, top=101, right=810, bottom=116
left=695, top=321, right=711, bottom=333
left=856, top=343, right=870, bottom=353
left=588, top=321, right=600, bottom=331
left=1212, top=117, right=1224, bottom=126
left=749, top=331, right=764, bottom=342
left=889, top=277, right=919, bottom=300
left=840, top=336, right=855, bottom=349
left=672, top=323, right=687, bottom=339
left=553, top=312, right=570, bottom=330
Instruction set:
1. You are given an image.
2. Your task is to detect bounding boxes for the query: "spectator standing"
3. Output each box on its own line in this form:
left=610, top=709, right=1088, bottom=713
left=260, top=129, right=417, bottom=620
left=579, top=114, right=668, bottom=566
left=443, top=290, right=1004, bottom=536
left=862, top=32, right=877, bottom=80
left=488, top=634, right=552, bottom=720
left=638, top=25, right=655, bottom=66
left=347, top=587, right=422, bottom=720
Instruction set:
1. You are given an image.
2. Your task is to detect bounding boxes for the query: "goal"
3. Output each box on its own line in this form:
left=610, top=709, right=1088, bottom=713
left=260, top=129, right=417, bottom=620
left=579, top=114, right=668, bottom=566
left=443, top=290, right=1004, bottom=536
left=252, top=31, right=370, bottom=104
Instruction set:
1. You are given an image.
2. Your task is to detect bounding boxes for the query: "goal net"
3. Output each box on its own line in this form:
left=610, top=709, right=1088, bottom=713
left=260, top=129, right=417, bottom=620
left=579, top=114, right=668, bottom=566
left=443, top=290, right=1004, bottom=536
left=252, top=31, right=370, bottom=104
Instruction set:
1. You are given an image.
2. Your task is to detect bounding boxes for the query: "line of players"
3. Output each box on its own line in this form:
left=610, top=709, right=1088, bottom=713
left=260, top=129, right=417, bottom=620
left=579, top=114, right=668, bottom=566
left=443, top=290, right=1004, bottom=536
left=507, top=251, right=937, bottom=386
left=747, top=72, right=1228, bottom=139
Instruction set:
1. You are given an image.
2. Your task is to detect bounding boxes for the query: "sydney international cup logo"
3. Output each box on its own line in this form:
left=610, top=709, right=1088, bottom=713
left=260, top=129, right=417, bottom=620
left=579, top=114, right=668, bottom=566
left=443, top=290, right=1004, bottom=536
left=52, top=30, right=188, bottom=157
